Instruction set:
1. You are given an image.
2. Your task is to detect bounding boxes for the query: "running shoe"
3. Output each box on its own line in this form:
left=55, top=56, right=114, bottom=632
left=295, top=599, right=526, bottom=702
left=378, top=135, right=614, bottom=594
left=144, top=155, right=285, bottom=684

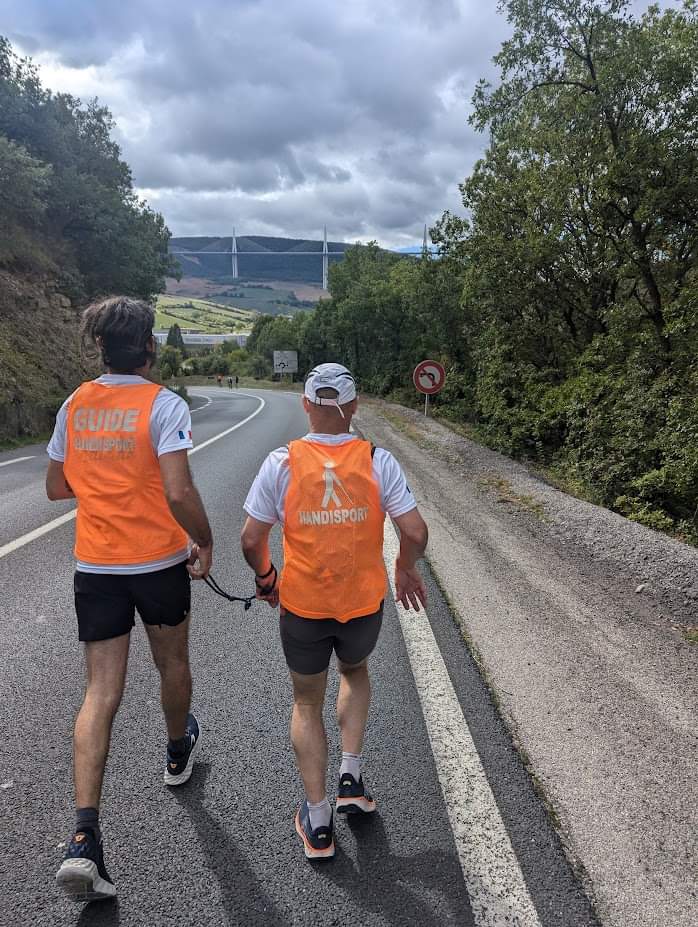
left=335, top=773, right=377, bottom=815
left=163, top=713, right=201, bottom=786
left=56, top=829, right=116, bottom=902
left=295, top=801, right=335, bottom=860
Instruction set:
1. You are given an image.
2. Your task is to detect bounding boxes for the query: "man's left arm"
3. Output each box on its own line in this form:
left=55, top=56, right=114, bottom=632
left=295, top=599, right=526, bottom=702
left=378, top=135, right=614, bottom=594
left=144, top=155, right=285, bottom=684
left=241, top=516, right=279, bottom=607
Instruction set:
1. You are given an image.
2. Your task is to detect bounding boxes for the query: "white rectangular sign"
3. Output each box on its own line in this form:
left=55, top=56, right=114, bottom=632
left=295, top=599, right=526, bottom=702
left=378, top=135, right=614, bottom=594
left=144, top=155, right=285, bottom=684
left=273, top=350, right=298, bottom=373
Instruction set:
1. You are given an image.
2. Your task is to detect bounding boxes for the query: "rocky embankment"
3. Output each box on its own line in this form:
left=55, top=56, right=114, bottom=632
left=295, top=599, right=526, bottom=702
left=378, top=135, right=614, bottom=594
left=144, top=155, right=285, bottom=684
left=0, top=271, right=87, bottom=443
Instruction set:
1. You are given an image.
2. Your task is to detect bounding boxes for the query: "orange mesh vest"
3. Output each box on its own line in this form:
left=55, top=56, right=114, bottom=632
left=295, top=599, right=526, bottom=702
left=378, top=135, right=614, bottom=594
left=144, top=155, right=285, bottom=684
left=280, top=439, right=386, bottom=621
left=64, top=381, right=188, bottom=565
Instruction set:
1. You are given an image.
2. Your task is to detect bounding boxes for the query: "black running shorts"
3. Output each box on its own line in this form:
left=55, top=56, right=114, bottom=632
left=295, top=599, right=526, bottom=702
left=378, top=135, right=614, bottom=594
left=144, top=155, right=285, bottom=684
left=74, top=561, right=191, bottom=642
left=279, top=604, right=384, bottom=676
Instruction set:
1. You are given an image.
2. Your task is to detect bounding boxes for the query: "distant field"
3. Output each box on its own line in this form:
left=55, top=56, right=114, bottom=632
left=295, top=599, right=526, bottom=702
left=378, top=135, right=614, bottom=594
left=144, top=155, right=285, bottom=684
left=155, top=295, right=257, bottom=333
left=164, top=277, right=320, bottom=315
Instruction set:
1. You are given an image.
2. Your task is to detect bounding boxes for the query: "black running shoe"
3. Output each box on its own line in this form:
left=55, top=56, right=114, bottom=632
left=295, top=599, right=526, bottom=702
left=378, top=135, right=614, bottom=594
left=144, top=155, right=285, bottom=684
left=336, top=773, right=377, bottom=815
left=56, top=829, right=116, bottom=902
left=295, top=800, right=335, bottom=860
left=164, top=713, right=201, bottom=786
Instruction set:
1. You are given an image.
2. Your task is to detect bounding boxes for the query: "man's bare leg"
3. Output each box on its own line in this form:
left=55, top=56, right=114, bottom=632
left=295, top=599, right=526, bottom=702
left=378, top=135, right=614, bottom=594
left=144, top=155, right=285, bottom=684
left=145, top=616, right=192, bottom=741
left=336, top=658, right=371, bottom=755
left=335, top=658, right=376, bottom=814
left=290, top=669, right=329, bottom=803
left=73, top=633, right=130, bottom=809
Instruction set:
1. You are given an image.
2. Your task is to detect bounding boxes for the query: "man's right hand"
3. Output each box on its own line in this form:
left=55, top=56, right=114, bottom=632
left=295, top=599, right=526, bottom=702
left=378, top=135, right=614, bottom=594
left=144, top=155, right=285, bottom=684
left=395, top=561, right=427, bottom=612
left=188, top=541, right=213, bottom=580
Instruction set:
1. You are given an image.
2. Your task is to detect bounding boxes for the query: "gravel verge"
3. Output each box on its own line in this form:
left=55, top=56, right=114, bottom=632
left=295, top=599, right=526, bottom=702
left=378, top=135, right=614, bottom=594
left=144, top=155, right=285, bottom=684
left=354, top=396, right=697, bottom=927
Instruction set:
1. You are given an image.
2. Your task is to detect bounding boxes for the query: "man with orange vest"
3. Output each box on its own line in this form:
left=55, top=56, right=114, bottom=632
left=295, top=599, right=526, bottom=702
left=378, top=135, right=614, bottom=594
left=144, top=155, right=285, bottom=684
left=46, top=297, right=213, bottom=900
left=241, top=363, right=428, bottom=859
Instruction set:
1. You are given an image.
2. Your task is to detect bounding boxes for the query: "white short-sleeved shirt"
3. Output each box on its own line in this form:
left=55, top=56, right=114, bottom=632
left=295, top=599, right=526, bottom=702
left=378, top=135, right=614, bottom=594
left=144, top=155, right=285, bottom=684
left=243, top=433, right=417, bottom=526
left=47, top=375, right=193, bottom=574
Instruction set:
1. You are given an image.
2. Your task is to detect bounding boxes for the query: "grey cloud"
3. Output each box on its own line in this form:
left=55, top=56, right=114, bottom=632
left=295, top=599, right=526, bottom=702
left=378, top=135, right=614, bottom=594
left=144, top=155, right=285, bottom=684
left=6, top=0, right=681, bottom=247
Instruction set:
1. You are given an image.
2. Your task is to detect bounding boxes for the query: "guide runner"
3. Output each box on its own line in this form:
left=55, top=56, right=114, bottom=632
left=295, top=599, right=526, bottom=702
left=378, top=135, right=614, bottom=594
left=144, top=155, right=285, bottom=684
left=46, top=297, right=212, bottom=900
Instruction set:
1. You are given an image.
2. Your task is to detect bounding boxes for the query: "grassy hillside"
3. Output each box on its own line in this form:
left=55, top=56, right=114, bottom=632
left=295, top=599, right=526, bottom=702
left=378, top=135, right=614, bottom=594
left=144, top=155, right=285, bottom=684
left=155, top=295, right=256, bottom=333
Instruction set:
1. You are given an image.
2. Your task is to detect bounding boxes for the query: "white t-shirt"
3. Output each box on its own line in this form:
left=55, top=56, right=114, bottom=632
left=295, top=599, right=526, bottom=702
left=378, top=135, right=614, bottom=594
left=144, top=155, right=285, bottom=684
left=47, top=375, right=193, bottom=574
left=243, top=433, right=416, bottom=525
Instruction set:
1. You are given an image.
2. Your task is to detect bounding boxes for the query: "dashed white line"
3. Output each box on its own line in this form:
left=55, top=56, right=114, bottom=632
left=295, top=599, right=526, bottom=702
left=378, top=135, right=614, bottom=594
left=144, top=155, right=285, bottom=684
left=0, top=396, right=266, bottom=561
left=0, top=456, right=35, bottom=468
left=383, top=519, right=542, bottom=927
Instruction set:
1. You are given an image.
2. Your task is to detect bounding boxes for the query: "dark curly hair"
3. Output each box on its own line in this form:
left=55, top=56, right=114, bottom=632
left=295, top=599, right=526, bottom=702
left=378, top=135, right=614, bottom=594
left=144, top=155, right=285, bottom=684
left=81, top=297, right=156, bottom=373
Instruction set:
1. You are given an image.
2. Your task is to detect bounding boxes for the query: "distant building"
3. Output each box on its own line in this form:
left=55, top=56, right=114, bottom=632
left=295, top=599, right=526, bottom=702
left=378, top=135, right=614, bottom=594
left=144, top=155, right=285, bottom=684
left=154, top=331, right=249, bottom=349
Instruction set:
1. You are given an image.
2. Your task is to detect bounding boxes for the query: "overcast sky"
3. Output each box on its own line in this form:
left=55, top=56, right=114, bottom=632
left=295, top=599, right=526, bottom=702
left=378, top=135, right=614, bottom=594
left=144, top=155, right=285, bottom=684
left=6, top=0, right=680, bottom=248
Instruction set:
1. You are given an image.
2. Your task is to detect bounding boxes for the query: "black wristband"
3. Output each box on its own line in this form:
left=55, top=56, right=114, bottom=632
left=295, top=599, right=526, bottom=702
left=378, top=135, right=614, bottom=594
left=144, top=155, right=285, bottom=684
left=255, top=563, right=275, bottom=581
left=255, top=565, right=277, bottom=595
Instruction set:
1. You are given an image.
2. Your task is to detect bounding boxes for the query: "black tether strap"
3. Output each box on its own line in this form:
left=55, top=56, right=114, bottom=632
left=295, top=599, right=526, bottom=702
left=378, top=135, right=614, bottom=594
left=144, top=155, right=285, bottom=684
left=203, top=574, right=255, bottom=611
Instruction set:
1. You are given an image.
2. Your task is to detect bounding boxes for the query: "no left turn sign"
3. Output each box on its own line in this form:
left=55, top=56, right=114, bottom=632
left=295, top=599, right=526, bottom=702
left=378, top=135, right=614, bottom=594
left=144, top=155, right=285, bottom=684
left=413, top=360, right=446, bottom=395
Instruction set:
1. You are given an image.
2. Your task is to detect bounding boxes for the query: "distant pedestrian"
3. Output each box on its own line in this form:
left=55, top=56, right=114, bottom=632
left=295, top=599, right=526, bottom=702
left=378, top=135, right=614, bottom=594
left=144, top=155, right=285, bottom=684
left=241, top=363, right=428, bottom=860
left=46, top=296, right=212, bottom=900
left=235, top=375, right=239, bottom=388
left=217, top=374, right=223, bottom=387
left=227, top=376, right=233, bottom=389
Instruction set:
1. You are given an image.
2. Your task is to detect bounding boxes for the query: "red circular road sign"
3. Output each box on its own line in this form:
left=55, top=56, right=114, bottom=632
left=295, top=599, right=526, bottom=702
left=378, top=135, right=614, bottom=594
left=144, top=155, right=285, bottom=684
left=413, top=360, right=446, bottom=395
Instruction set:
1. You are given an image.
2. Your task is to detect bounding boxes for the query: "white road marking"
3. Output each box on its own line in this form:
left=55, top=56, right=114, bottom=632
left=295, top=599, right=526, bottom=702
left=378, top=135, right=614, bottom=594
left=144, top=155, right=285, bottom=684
left=0, top=510, right=78, bottom=560
left=189, top=394, right=213, bottom=414
left=0, top=456, right=35, bottom=468
left=0, top=396, right=266, bottom=561
left=191, top=395, right=265, bottom=453
left=383, top=519, right=542, bottom=927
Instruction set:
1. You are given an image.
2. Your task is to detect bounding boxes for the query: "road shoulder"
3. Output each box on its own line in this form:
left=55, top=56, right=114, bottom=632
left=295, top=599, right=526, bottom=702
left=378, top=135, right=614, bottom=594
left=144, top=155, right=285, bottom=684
left=355, top=398, right=698, bottom=927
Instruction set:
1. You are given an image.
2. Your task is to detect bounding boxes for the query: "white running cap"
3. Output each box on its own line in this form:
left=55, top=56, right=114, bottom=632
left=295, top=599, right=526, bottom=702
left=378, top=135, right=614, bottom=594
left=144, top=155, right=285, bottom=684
left=304, top=363, right=357, bottom=409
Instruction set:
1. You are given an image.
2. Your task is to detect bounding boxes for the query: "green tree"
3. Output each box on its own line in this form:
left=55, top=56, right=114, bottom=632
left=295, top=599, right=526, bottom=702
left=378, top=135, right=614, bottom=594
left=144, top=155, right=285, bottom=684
left=158, top=345, right=182, bottom=378
left=438, top=0, right=698, bottom=529
left=166, top=323, right=186, bottom=352
left=0, top=36, right=179, bottom=299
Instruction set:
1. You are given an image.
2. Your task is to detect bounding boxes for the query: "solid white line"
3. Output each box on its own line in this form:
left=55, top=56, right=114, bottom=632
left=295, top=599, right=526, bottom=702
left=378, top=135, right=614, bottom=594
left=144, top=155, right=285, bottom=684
left=383, top=520, right=542, bottom=927
left=0, top=396, right=265, bottom=562
left=189, top=394, right=213, bottom=414
left=0, top=456, right=35, bottom=468
left=190, top=395, right=265, bottom=453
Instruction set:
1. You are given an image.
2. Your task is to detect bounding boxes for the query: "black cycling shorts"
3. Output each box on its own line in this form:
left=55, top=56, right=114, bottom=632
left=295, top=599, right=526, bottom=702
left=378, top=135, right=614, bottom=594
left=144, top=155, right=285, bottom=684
left=279, top=604, right=384, bottom=676
left=74, top=560, right=191, bottom=642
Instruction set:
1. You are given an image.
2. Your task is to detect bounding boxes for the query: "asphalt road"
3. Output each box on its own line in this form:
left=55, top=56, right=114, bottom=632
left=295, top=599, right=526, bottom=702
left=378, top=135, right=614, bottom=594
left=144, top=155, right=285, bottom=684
left=0, top=387, right=598, bottom=927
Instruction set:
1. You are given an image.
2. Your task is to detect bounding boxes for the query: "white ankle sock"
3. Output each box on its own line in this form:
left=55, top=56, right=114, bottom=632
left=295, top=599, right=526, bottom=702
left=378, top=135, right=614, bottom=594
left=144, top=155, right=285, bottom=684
left=340, top=752, right=362, bottom=782
left=307, top=797, right=332, bottom=830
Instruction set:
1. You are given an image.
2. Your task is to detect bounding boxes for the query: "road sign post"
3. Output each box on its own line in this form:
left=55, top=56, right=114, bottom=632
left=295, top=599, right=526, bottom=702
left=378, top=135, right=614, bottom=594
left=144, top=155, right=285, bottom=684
left=273, top=351, right=299, bottom=378
left=413, top=360, right=446, bottom=416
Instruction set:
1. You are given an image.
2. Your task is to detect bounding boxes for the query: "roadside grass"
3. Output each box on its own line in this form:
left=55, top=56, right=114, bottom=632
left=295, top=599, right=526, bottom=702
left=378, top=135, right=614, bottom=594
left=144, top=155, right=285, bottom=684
left=381, top=408, right=442, bottom=452
left=0, top=430, right=51, bottom=451
left=680, top=628, right=698, bottom=645
left=477, top=475, right=548, bottom=521
left=172, top=375, right=303, bottom=393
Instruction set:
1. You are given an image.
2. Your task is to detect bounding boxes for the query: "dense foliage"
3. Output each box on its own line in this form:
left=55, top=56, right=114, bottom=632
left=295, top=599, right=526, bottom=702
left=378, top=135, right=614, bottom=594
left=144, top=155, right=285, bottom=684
left=244, top=1, right=698, bottom=541
left=0, top=37, right=177, bottom=301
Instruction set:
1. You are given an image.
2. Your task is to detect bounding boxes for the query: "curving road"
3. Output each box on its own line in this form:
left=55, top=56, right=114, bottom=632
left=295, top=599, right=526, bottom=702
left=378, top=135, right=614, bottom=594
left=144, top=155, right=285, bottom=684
left=0, top=387, right=598, bottom=927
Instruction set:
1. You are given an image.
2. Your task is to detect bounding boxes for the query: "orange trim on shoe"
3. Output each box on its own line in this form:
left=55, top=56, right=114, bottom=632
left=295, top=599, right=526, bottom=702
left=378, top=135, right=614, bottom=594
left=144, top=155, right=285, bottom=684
left=335, top=794, right=377, bottom=814
left=294, top=811, right=335, bottom=860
